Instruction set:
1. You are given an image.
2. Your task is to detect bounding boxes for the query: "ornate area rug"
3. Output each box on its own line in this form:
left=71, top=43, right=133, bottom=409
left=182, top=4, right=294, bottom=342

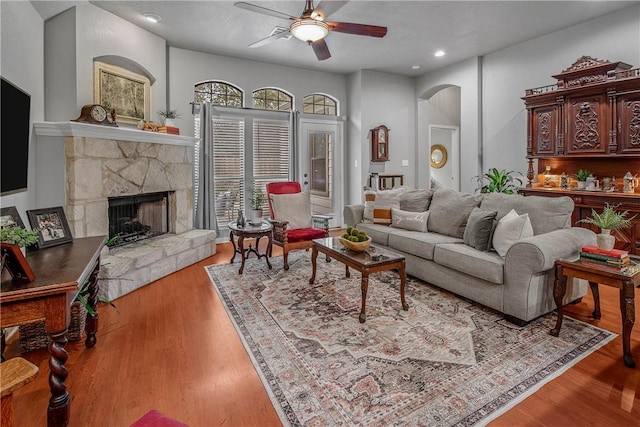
left=206, top=254, right=616, bottom=427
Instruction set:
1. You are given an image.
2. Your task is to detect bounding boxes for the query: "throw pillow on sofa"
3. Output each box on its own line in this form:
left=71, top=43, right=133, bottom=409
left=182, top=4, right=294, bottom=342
left=427, top=189, right=483, bottom=238
left=363, top=188, right=405, bottom=225
left=492, top=209, right=534, bottom=257
left=399, top=189, right=434, bottom=212
left=390, top=208, right=429, bottom=232
left=463, top=208, right=498, bottom=251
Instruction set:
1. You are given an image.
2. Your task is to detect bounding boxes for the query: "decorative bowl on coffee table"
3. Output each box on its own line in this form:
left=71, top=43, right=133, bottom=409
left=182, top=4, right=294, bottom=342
left=338, top=236, right=372, bottom=251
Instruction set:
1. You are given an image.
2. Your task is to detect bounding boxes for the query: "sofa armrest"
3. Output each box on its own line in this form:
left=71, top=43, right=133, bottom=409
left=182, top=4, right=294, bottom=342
left=505, top=227, right=597, bottom=274
left=344, top=204, right=365, bottom=226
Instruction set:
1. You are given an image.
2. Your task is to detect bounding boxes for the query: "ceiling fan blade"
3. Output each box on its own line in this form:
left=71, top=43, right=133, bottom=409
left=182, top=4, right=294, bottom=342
left=234, top=2, right=296, bottom=20
left=311, top=39, right=331, bottom=61
left=248, top=30, right=291, bottom=48
left=313, top=0, right=349, bottom=20
left=327, top=22, right=387, bottom=38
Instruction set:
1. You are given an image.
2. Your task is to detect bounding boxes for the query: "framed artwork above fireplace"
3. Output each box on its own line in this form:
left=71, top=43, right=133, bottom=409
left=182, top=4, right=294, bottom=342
left=93, top=61, right=150, bottom=126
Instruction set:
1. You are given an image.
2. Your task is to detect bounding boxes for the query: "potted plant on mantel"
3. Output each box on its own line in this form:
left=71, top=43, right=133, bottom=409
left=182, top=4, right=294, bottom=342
left=247, top=185, right=265, bottom=225
left=157, top=108, right=181, bottom=127
left=578, top=203, right=636, bottom=250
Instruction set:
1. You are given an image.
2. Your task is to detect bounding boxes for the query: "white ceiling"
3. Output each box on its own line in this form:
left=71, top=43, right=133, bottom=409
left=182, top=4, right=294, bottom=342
left=31, top=1, right=639, bottom=77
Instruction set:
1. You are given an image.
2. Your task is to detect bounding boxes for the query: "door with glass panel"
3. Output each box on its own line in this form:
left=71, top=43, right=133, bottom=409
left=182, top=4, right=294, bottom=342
left=298, top=118, right=343, bottom=228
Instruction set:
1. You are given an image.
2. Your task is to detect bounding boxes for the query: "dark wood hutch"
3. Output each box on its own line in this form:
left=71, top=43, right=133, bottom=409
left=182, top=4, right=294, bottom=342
left=519, top=56, right=640, bottom=254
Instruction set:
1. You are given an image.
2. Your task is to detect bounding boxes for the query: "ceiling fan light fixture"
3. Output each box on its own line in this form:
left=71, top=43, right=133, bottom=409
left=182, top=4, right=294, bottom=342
left=290, top=19, right=329, bottom=43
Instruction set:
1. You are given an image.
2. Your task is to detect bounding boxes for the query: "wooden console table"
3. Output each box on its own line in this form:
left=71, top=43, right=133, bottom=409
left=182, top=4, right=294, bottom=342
left=0, top=236, right=106, bottom=427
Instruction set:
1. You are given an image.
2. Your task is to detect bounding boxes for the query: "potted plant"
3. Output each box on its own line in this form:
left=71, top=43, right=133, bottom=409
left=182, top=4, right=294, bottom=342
left=578, top=203, right=636, bottom=250
left=247, top=185, right=265, bottom=225
left=0, top=226, right=39, bottom=255
left=573, top=169, right=591, bottom=190
left=157, top=108, right=180, bottom=126
left=473, top=168, right=523, bottom=194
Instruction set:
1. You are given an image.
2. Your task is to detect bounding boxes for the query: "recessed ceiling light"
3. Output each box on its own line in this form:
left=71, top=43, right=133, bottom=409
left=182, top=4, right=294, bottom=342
left=434, top=50, right=445, bottom=57
left=143, top=13, right=161, bottom=23
left=411, top=65, right=421, bottom=70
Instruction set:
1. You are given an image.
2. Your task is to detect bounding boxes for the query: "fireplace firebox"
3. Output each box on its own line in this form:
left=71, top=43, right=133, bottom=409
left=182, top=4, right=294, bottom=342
left=108, top=192, right=170, bottom=247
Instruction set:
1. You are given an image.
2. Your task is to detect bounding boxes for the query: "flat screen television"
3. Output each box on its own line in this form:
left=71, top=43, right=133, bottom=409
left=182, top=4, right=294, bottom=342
left=1, top=77, right=31, bottom=195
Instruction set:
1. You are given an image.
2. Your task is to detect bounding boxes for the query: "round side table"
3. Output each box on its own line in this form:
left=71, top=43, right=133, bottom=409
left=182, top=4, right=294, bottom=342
left=228, top=221, right=273, bottom=274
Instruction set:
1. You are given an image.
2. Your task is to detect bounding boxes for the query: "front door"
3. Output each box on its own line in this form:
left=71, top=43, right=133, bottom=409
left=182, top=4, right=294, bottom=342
left=298, top=117, right=344, bottom=228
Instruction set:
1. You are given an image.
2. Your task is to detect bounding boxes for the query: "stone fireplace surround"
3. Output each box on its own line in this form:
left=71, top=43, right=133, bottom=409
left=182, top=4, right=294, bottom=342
left=33, top=122, right=216, bottom=300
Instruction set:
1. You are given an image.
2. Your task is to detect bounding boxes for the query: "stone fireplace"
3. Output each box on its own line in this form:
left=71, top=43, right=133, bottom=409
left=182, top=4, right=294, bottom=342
left=34, top=122, right=216, bottom=300
left=108, top=192, right=170, bottom=247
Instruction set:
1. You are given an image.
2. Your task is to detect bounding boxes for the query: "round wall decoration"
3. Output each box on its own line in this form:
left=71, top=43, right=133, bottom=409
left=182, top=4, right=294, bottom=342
left=430, top=144, right=448, bottom=169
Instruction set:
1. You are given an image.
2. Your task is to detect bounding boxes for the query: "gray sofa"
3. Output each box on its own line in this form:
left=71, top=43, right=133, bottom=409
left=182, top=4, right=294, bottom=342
left=344, top=188, right=596, bottom=325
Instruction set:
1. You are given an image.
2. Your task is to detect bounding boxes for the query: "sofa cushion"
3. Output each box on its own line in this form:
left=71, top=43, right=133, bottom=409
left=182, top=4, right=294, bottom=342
left=388, top=230, right=463, bottom=261
left=390, top=208, right=429, bottom=232
left=480, top=193, right=573, bottom=235
left=355, top=222, right=392, bottom=246
left=428, top=189, right=483, bottom=238
left=463, top=208, right=498, bottom=251
left=269, top=192, right=312, bottom=229
left=492, top=209, right=534, bottom=257
left=399, top=189, right=434, bottom=212
left=434, top=243, right=505, bottom=285
left=363, top=188, right=405, bottom=225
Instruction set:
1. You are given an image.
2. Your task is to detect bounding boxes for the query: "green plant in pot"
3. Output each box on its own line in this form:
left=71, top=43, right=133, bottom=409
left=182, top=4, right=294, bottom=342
left=247, top=185, right=265, bottom=225
left=573, top=169, right=591, bottom=190
left=157, top=108, right=180, bottom=126
left=0, top=226, right=39, bottom=254
left=578, top=203, right=636, bottom=250
left=473, top=168, right=523, bottom=194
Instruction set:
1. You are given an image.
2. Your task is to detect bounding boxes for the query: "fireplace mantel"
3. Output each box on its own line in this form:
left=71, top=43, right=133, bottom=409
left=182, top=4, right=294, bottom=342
left=34, top=121, right=197, bottom=146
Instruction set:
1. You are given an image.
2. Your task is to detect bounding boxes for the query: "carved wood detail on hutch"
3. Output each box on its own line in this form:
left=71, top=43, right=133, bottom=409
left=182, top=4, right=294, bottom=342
left=521, top=57, right=640, bottom=254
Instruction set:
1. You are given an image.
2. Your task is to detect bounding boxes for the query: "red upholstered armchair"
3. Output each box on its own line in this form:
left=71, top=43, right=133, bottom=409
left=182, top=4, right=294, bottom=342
left=266, top=181, right=330, bottom=270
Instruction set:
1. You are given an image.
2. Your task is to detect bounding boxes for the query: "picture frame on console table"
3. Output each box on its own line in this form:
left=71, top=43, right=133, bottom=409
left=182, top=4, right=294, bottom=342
left=94, top=61, right=150, bottom=126
left=1, top=242, right=36, bottom=282
left=0, top=205, right=25, bottom=229
left=26, top=206, right=73, bottom=249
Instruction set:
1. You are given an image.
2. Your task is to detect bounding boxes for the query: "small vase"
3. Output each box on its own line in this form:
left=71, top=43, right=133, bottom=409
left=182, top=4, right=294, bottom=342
left=164, top=118, right=175, bottom=127
left=596, top=229, right=615, bottom=251
left=577, top=181, right=586, bottom=190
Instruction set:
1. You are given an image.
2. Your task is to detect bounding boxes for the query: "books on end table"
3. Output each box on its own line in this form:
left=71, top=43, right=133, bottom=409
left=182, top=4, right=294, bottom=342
left=581, top=245, right=629, bottom=259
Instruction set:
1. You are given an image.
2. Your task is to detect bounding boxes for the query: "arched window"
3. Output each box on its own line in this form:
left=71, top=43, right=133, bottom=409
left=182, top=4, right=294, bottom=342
left=303, top=94, right=337, bottom=115
left=252, top=88, right=293, bottom=111
left=195, top=81, right=243, bottom=107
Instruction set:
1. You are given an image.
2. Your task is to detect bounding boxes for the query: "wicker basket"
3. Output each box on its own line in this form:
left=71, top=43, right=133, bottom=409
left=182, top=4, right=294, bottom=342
left=19, top=301, right=87, bottom=353
left=338, top=236, right=372, bottom=251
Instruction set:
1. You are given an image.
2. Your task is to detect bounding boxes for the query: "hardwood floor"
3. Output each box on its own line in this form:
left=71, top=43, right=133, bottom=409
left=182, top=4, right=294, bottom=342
left=7, top=237, right=640, bottom=426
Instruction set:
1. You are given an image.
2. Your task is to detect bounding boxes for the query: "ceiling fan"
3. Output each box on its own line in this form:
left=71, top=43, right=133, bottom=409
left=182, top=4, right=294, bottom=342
left=234, top=0, right=387, bottom=61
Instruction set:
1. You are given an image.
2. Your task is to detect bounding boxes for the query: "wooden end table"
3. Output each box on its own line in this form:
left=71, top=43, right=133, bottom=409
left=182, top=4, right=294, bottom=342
left=1, top=236, right=107, bottom=426
left=228, top=221, right=273, bottom=274
left=550, top=257, right=640, bottom=368
left=309, top=237, right=408, bottom=323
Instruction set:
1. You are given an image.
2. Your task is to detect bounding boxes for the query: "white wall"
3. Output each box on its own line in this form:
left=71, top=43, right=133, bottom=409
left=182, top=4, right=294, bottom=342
left=0, top=1, right=44, bottom=224
left=482, top=4, right=640, bottom=178
left=360, top=71, right=416, bottom=192
left=45, top=4, right=167, bottom=122
left=416, top=57, right=481, bottom=192
left=167, top=46, right=348, bottom=137
left=346, top=71, right=363, bottom=204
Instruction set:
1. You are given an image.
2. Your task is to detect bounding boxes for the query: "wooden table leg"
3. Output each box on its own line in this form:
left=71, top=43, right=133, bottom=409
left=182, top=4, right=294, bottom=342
left=589, top=281, right=601, bottom=320
left=399, top=262, right=408, bottom=311
left=550, top=263, right=567, bottom=337
left=621, top=280, right=636, bottom=368
left=238, top=235, right=246, bottom=275
left=359, top=273, right=369, bottom=323
left=309, top=245, right=318, bottom=284
left=229, top=231, right=237, bottom=264
left=47, top=330, right=70, bottom=427
left=264, top=235, right=272, bottom=270
left=85, top=262, right=100, bottom=348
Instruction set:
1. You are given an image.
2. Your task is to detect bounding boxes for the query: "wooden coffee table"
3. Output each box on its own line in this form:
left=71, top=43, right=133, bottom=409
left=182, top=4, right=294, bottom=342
left=550, top=257, right=640, bottom=368
left=309, top=237, right=408, bottom=323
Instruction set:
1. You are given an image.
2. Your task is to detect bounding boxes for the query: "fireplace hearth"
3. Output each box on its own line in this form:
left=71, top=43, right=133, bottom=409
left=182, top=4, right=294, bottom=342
left=108, top=192, right=170, bottom=247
